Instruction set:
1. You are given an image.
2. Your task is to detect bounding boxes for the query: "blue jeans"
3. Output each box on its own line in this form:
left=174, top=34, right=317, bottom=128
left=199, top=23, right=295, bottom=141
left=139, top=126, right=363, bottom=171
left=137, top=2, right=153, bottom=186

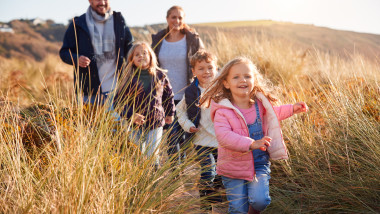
left=195, top=146, right=217, bottom=184
left=129, top=127, right=163, bottom=165
left=81, top=92, right=111, bottom=105
left=222, top=101, right=271, bottom=213
left=80, top=91, right=120, bottom=121
left=195, top=146, right=223, bottom=205
left=222, top=171, right=271, bottom=213
left=165, top=100, right=186, bottom=166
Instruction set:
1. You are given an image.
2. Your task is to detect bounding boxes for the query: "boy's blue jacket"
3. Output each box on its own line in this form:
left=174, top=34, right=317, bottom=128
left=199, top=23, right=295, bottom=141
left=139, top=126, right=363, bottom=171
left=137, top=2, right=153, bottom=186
left=184, top=77, right=201, bottom=142
left=185, top=77, right=201, bottom=127
left=59, top=11, right=133, bottom=96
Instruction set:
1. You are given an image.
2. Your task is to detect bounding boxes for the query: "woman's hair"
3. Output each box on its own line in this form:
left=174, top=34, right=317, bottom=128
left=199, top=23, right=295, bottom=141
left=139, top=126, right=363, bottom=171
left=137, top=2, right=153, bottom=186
left=190, top=50, right=217, bottom=69
left=117, top=41, right=166, bottom=94
left=166, top=5, right=194, bottom=34
left=200, top=57, right=278, bottom=107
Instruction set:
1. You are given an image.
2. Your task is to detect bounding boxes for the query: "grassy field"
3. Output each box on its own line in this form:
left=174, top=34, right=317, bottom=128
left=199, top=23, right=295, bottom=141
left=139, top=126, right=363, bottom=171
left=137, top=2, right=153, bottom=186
left=194, top=21, right=380, bottom=63
left=0, top=30, right=379, bottom=213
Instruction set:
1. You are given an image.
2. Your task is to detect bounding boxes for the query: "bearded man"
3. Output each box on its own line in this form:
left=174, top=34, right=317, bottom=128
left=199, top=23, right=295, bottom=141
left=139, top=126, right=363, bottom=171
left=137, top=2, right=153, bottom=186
left=60, top=0, right=133, bottom=104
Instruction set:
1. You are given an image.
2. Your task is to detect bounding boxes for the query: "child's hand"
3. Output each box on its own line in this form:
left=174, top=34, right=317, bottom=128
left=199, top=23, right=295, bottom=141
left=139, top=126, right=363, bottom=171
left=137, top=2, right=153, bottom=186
left=189, top=126, right=199, bottom=133
left=165, top=116, right=174, bottom=124
left=133, top=113, right=145, bottom=126
left=293, top=102, right=309, bottom=114
left=249, top=136, right=271, bottom=151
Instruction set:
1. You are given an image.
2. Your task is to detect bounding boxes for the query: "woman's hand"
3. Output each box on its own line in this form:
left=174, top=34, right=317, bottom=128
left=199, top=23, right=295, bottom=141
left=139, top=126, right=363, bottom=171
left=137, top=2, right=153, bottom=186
left=165, top=116, right=174, bottom=124
left=133, top=113, right=145, bottom=126
left=293, top=102, right=309, bottom=114
left=249, top=136, right=271, bottom=151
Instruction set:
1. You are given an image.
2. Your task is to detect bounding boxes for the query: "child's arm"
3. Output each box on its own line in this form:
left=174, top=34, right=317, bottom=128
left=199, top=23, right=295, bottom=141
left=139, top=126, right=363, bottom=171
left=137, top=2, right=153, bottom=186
left=176, top=96, right=198, bottom=133
left=293, top=102, right=308, bottom=114
left=274, top=102, right=308, bottom=120
left=273, top=104, right=294, bottom=121
left=114, top=83, right=134, bottom=120
left=214, top=110, right=253, bottom=152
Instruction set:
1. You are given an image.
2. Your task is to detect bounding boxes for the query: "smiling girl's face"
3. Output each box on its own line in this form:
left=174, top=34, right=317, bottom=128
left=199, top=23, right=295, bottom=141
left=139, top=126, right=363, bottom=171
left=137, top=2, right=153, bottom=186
left=223, top=62, right=255, bottom=100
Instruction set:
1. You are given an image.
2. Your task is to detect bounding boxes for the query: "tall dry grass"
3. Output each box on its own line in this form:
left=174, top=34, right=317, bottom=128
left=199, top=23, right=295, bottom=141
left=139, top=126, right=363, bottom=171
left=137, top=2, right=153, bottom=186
left=0, top=30, right=379, bottom=213
left=0, top=54, right=205, bottom=213
left=0, top=54, right=73, bottom=105
left=204, top=31, right=379, bottom=213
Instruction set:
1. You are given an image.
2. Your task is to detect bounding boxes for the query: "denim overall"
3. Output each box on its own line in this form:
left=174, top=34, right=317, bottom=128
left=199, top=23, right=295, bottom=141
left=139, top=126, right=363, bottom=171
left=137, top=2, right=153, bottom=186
left=222, top=101, right=271, bottom=214
left=249, top=101, right=271, bottom=175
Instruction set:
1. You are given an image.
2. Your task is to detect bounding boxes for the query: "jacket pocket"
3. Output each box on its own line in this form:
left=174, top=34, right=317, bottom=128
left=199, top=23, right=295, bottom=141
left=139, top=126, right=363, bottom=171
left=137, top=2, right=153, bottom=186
left=219, top=148, right=247, bottom=161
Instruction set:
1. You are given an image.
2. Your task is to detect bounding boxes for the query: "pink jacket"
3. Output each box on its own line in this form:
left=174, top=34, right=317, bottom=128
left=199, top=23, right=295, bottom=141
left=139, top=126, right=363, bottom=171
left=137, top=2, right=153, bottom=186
left=210, top=92, right=294, bottom=181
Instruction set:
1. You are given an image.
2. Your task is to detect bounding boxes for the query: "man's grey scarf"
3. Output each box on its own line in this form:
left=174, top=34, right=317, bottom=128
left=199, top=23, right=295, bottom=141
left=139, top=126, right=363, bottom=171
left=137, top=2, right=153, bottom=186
left=86, top=6, right=116, bottom=64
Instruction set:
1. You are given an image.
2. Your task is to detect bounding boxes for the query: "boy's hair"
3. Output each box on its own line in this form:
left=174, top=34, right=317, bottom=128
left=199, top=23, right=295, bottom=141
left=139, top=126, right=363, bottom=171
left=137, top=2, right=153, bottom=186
left=200, top=57, right=278, bottom=107
left=190, top=50, right=217, bottom=69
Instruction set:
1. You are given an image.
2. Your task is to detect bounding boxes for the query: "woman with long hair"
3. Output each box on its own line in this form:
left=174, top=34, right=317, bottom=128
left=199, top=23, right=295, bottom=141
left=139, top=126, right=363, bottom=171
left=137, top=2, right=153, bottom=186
left=151, top=5, right=204, bottom=167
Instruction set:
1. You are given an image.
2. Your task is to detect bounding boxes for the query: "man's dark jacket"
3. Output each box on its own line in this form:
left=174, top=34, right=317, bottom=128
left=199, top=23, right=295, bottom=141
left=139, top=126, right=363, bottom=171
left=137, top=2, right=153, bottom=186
left=59, top=11, right=133, bottom=96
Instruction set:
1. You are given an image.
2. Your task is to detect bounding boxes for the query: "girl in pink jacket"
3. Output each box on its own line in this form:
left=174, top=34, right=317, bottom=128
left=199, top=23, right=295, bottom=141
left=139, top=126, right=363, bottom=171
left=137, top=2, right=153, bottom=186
left=200, top=57, right=308, bottom=214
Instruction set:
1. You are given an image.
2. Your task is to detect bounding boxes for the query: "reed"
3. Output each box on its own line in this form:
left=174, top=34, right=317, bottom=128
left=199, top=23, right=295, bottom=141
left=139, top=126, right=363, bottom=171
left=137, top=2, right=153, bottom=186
left=0, top=29, right=379, bottom=213
left=204, top=31, right=379, bottom=213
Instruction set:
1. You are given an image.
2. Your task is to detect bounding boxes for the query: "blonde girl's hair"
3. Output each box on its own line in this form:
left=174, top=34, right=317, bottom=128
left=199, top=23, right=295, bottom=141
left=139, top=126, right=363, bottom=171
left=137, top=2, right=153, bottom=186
left=166, top=5, right=194, bottom=34
left=117, top=41, right=166, bottom=94
left=200, top=57, right=278, bottom=107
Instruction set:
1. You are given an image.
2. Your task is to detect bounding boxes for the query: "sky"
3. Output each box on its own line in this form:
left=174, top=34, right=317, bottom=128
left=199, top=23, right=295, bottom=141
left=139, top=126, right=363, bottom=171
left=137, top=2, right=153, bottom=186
left=0, top=0, right=380, bottom=35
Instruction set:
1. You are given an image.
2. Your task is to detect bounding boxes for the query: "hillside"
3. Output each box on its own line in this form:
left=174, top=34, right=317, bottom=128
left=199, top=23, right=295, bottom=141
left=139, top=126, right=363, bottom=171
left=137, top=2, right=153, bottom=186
left=1, top=20, right=379, bottom=61
left=194, top=21, right=380, bottom=61
left=0, top=20, right=64, bottom=61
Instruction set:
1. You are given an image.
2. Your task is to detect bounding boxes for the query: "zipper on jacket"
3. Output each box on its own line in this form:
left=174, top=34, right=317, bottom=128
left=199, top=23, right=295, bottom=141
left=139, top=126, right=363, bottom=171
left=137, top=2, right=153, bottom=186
left=232, top=107, right=256, bottom=181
